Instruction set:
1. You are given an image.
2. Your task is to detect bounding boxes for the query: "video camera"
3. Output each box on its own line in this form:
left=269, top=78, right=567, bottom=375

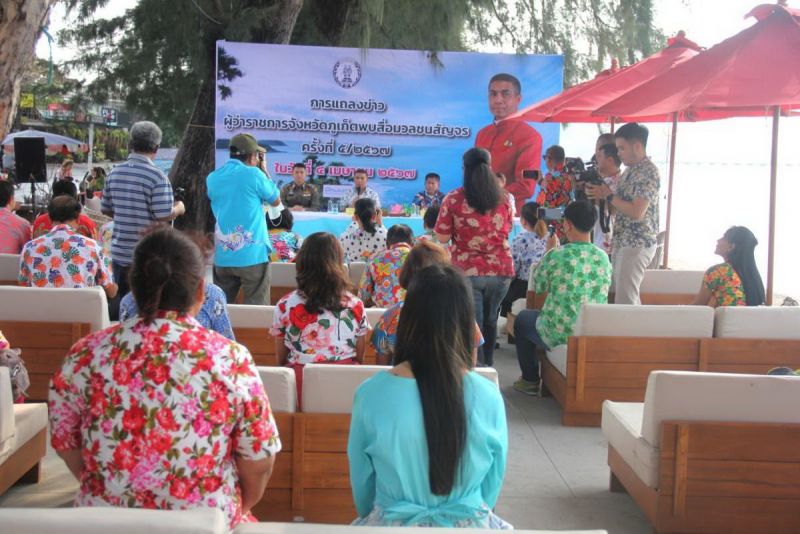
left=567, top=156, right=611, bottom=234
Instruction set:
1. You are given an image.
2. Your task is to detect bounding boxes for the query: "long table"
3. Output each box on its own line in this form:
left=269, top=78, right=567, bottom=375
left=291, top=211, right=522, bottom=240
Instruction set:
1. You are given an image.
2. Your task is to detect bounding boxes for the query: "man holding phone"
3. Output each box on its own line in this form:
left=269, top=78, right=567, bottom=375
left=475, top=73, right=543, bottom=213
left=207, top=133, right=281, bottom=305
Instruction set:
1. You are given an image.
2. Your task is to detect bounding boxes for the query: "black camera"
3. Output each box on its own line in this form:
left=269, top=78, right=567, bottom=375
left=173, top=187, right=187, bottom=203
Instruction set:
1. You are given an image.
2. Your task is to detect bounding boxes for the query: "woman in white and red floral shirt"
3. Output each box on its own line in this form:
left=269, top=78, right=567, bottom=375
left=49, top=227, right=281, bottom=530
left=271, top=232, right=369, bottom=403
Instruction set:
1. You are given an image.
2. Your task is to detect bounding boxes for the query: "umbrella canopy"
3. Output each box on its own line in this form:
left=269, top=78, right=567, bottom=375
left=2, top=128, right=89, bottom=154
left=512, top=33, right=703, bottom=124
left=594, top=5, right=800, bottom=119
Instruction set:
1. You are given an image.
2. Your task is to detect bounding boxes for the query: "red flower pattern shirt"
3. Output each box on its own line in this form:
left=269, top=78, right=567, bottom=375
left=48, top=312, right=281, bottom=530
left=270, top=290, right=369, bottom=365
left=433, top=187, right=514, bottom=277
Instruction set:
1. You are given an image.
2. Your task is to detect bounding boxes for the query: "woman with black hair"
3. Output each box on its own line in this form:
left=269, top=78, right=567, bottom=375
left=434, top=147, right=514, bottom=366
left=348, top=264, right=509, bottom=528
left=267, top=207, right=303, bottom=262
left=692, top=226, right=766, bottom=307
left=339, top=197, right=388, bottom=262
left=49, top=226, right=280, bottom=530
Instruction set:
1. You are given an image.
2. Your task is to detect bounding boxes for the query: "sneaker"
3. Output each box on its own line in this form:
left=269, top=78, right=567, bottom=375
left=513, top=378, right=540, bottom=396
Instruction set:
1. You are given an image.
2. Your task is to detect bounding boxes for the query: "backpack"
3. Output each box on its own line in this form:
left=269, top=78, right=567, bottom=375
left=0, top=332, right=29, bottom=401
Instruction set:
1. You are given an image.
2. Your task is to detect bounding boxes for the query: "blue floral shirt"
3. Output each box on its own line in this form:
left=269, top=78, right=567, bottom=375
left=511, top=230, right=547, bottom=281
left=119, top=283, right=235, bottom=340
left=268, top=229, right=303, bottom=262
left=412, top=190, right=445, bottom=208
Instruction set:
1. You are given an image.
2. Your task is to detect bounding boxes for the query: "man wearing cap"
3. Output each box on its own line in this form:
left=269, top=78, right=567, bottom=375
left=207, top=133, right=281, bottom=305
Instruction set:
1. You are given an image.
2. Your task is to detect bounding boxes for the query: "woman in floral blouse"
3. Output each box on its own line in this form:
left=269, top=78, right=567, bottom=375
left=434, top=147, right=514, bottom=367
left=271, top=232, right=369, bottom=402
left=267, top=207, right=303, bottom=262
left=339, top=198, right=388, bottom=262
left=49, top=227, right=281, bottom=530
left=692, top=226, right=765, bottom=307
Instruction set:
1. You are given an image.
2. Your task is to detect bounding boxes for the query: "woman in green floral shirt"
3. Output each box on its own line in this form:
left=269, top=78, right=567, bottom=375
left=693, top=226, right=765, bottom=307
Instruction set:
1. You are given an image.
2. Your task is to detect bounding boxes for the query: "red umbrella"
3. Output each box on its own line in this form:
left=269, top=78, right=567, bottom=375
left=595, top=3, right=800, bottom=304
left=512, top=32, right=703, bottom=124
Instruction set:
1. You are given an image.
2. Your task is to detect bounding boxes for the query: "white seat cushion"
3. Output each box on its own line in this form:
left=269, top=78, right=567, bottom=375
left=257, top=366, right=296, bottom=413
left=546, top=345, right=568, bottom=377
left=639, top=270, right=704, bottom=294
left=601, top=401, right=659, bottom=489
left=227, top=305, right=274, bottom=329
left=714, top=306, right=800, bottom=339
left=575, top=303, right=714, bottom=338
left=10, top=403, right=47, bottom=456
left=0, top=253, right=19, bottom=282
left=0, top=507, right=227, bottom=534
left=365, top=308, right=385, bottom=328
left=348, top=261, right=367, bottom=287
left=0, top=286, right=109, bottom=332
left=510, top=298, right=527, bottom=317
left=641, top=370, right=800, bottom=448
left=269, top=263, right=297, bottom=287
left=0, top=367, right=14, bottom=464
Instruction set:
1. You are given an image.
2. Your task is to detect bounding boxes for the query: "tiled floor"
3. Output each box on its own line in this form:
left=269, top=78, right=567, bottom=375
left=0, top=338, right=652, bottom=533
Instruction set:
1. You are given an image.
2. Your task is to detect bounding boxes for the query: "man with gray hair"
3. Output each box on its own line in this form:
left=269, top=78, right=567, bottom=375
left=102, top=121, right=185, bottom=318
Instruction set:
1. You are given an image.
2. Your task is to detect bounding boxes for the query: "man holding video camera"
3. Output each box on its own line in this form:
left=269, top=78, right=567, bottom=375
left=592, top=140, right=622, bottom=253
left=587, top=123, right=660, bottom=305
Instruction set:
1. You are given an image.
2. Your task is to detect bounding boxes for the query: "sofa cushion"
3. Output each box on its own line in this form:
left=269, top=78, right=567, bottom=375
left=257, top=366, right=296, bottom=413
left=714, top=306, right=800, bottom=339
left=348, top=261, right=367, bottom=287
left=302, top=364, right=499, bottom=414
left=11, top=403, right=47, bottom=456
left=0, top=367, right=14, bottom=464
left=601, top=401, right=659, bottom=489
left=0, top=286, right=109, bottom=332
left=227, top=305, right=274, bottom=329
left=0, top=253, right=19, bottom=282
left=0, top=507, right=227, bottom=534
left=235, top=523, right=608, bottom=533
left=639, top=270, right=704, bottom=294
left=641, top=370, right=800, bottom=448
left=546, top=346, right=568, bottom=377
left=365, top=308, right=385, bottom=328
left=575, top=303, right=714, bottom=338
left=269, top=263, right=297, bottom=288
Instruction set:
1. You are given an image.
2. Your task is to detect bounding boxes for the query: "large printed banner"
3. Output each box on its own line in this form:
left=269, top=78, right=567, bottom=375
left=215, top=41, right=563, bottom=206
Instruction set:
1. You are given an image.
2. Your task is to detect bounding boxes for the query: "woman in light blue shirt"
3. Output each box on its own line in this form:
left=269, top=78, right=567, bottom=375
left=348, top=264, right=510, bottom=528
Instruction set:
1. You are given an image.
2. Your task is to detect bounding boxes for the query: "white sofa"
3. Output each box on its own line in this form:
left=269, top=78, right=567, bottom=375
left=0, top=285, right=110, bottom=332
left=714, top=305, right=800, bottom=338
left=639, top=269, right=704, bottom=296
left=228, top=304, right=275, bottom=329
left=546, top=304, right=715, bottom=377
left=0, top=253, right=19, bottom=284
left=257, top=366, right=297, bottom=413
left=348, top=261, right=367, bottom=287
left=0, top=367, right=48, bottom=495
left=269, top=263, right=297, bottom=290
left=602, top=370, right=800, bottom=532
left=302, top=363, right=499, bottom=414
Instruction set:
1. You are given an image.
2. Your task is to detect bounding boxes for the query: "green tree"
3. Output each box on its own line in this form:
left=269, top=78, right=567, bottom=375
left=61, top=0, right=662, bottom=230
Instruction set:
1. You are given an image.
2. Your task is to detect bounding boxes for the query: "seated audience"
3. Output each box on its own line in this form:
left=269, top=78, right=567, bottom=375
left=371, top=240, right=484, bottom=365
left=48, top=226, right=280, bottom=530
left=341, top=168, right=381, bottom=209
left=80, top=166, right=106, bottom=205
left=98, top=220, right=114, bottom=259
left=0, top=179, right=31, bottom=254
left=119, top=230, right=234, bottom=340
left=416, top=205, right=440, bottom=242
left=413, top=172, right=445, bottom=209
left=501, top=202, right=547, bottom=317
left=32, top=180, right=98, bottom=240
left=358, top=224, right=413, bottom=308
left=271, top=232, right=369, bottom=401
left=267, top=208, right=303, bottom=262
left=280, top=162, right=320, bottom=211
left=339, top=198, right=388, bottom=262
left=692, top=226, right=765, bottom=307
left=19, top=196, right=117, bottom=298
left=349, top=264, right=510, bottom=528
left=513, top=200, right=611, bottom=396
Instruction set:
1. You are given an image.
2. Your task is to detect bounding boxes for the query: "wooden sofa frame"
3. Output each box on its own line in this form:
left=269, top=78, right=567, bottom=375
left=0, top=320, right=92, bottom=402
left=543, top=336, right=800, bottom=427
left=609, top=420, right=800, bottom=533
left=232, top=327, right=377, bottom=367
left=0, top=427, right=46, bottom=496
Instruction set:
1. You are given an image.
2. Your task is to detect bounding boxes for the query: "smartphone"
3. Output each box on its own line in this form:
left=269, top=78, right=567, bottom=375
left=548, top=225, right=557, bottom=236
left=522, top=169, right=540, bottom=180
left=537, top=207, right=565, bottom=221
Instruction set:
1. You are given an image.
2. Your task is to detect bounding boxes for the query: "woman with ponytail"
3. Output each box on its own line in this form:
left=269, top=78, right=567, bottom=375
left=49, top=226, right=281, bottom=530
left=692, top=226, right=766, bottom=307
left=339, top=197, right=388, bottom=262
left=434, top=147, right=514, bottom=366
left=348, top=264, right=510, bottom=528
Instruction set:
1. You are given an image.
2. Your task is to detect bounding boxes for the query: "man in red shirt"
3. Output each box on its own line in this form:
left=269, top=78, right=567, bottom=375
left=475, top=73, right=543, bottom=213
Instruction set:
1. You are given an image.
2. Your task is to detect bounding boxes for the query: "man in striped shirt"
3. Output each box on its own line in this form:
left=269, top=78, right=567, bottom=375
left=101, top=121, right=185, bottom=318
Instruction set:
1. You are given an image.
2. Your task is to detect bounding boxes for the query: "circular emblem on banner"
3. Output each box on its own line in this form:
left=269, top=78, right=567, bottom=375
left=333, top=58, right=362, bottom=88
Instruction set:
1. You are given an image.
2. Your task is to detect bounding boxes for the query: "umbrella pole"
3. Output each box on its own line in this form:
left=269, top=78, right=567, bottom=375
left=610, top=119, right=616, bottom=134
left=662, top=112, right=678, bottom=268
left=766, top=106, right=780, bottom=306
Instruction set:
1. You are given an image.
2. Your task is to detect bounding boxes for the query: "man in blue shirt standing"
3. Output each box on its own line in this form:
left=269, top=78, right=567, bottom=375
left=207, top=133, right=281, bottom=305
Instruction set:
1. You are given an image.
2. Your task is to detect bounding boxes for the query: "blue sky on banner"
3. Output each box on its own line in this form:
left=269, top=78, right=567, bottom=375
left=215, top=42, right=563, bottom=205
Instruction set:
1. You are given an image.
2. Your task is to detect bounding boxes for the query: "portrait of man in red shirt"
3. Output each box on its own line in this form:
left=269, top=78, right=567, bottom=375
left=475, top=73, right=543, bottom=213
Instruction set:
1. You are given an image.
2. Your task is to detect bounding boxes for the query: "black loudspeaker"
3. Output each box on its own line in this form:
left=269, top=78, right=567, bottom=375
left=14, top=137, right=47, bottom=183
